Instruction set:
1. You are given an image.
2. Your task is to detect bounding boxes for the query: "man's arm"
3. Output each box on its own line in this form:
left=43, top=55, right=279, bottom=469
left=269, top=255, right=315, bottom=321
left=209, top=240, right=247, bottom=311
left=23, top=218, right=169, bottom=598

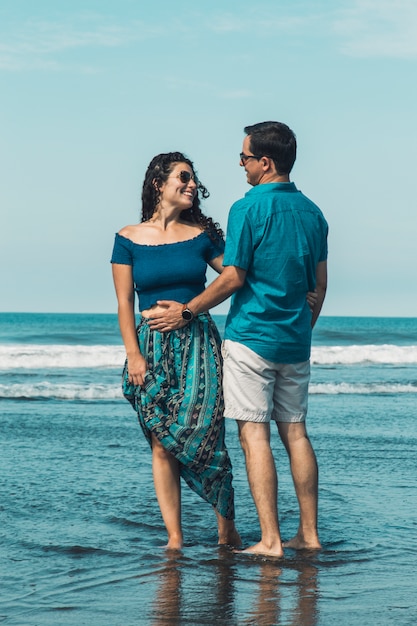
left=189, top=265, right=246, bottom=314
left=311, top=260, right=327, bottom=328
left=147, top=265, right=246, bottom=332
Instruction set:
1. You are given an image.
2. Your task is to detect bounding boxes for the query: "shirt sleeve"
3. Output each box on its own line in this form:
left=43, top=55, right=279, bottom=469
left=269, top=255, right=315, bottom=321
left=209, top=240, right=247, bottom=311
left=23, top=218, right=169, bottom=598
left=318, top=219, right=329, bottom=263
left=110, top=233, right=133, bottom=265
left=223, top=202, right=253, bottom=270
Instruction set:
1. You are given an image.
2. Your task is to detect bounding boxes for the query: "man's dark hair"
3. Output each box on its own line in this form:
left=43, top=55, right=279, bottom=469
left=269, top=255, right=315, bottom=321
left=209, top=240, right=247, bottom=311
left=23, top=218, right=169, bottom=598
left=244, top=121, right=297, bottom=175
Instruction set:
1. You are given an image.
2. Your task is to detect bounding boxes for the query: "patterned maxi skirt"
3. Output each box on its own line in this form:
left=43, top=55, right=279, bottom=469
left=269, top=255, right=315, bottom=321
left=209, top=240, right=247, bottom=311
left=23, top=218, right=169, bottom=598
left=122, top=313, right=235, bottom=520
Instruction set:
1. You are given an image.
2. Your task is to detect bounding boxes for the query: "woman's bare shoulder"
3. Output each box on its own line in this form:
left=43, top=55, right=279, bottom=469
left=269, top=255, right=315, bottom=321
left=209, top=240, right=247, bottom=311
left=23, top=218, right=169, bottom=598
left=117, top=223, right=146, bottom=240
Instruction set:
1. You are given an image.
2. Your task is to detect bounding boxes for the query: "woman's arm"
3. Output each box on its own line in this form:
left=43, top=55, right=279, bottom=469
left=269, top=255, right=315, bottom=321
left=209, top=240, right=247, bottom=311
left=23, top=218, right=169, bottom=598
left=112, top=263, right=147, bottom=386
left=311, top=261, right=327, bottom=328
left=207, top=253, right=224, bottom=274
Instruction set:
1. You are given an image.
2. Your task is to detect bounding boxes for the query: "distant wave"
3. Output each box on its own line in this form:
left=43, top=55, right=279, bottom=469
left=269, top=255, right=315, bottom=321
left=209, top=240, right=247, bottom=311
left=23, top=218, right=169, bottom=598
left=0, top=382, right=123, bottom=400
left=0, top=345, right=125, bottom=369
left=0, top=381, right=416, bottom=400
left=1, top=343, right=417, bottom=370
left=311, top=344, right=417, bottom=365
left=310, top=382, right=417, bottom=395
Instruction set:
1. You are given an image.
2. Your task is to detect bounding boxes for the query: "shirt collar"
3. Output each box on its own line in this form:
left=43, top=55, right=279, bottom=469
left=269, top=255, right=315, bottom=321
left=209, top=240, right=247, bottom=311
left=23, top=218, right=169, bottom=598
left=245, top=182, right=298, bottom=196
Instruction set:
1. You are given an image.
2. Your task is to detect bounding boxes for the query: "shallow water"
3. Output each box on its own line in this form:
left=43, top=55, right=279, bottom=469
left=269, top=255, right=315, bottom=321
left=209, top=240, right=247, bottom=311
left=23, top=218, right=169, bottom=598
left=1, top=314, right=417, bottom=625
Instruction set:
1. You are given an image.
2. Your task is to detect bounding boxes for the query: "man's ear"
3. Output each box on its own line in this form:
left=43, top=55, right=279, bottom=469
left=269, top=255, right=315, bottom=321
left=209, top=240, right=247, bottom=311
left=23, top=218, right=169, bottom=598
left=261, top=156, right=275, bottom=173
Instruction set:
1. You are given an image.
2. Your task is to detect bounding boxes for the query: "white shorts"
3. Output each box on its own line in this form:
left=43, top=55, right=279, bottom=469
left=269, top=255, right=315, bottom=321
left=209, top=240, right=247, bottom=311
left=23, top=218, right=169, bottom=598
left=222, top=339, right=310, bottom=423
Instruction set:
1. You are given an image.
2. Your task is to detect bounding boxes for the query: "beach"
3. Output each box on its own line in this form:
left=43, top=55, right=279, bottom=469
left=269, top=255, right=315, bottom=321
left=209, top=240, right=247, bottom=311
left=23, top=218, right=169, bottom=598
left=1, top=313, right=417, bottom=625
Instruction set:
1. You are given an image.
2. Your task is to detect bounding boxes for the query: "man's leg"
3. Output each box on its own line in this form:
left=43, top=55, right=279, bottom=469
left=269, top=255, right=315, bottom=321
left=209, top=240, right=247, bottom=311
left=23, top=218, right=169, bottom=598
left=277, top=422, right=321, bottom=549
left=237, top=420, right=284, bottom=557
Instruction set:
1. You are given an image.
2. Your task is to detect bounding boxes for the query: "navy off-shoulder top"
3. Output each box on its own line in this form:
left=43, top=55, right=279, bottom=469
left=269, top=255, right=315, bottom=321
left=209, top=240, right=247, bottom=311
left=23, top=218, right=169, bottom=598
left=111, top=231, right=225, bottom=311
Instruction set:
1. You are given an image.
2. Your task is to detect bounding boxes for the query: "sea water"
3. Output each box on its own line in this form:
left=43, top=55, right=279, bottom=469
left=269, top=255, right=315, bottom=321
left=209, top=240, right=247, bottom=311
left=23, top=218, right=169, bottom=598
left=1, top=313, right=416, bottom=625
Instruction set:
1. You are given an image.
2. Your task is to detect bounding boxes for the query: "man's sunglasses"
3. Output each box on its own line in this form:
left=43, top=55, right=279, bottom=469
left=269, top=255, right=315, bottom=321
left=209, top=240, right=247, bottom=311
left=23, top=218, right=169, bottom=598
left=239, top=153, right=271, bottom=164
left=239, top=152, right=263, bottom=164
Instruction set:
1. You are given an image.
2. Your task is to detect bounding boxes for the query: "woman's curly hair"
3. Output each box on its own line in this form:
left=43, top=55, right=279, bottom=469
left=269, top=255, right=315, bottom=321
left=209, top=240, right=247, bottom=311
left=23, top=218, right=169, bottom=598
left=141, top=152, right=224, bottom=240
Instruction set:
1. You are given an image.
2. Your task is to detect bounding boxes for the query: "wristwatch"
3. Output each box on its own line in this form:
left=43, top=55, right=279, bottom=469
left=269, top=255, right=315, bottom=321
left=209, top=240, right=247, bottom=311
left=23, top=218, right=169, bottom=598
left=181, top=304, right=194, bottom=321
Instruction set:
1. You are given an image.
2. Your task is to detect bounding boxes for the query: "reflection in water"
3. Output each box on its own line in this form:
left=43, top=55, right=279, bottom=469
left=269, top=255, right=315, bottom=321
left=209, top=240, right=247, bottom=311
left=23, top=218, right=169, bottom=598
left=151, top=556, right=182, bottom=625
left=150, top=551, right=319, bottom=625
left=151, top=549, right=237, bottom=625
left=289, top=561, right=319, bottom=626
left=211, top=549, right=237, bottom=622
left=206, top=547, right=236, bottom=624
left=244, top=558, right=319, bottom=626
left=244, top=561, right=283, bottom=625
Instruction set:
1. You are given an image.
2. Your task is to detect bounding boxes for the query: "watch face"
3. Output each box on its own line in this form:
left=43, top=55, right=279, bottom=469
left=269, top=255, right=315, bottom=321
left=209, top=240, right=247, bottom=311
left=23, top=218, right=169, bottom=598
left=182, top=308, right=193, bottom=321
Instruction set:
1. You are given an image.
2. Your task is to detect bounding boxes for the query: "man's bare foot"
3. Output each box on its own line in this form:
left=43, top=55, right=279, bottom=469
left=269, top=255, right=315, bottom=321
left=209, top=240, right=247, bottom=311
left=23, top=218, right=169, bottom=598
left=218, top=527, right=242, bottom=547
left=235, top=540, right=284, bottom=558
left=282, top=535, right=321, bottom=550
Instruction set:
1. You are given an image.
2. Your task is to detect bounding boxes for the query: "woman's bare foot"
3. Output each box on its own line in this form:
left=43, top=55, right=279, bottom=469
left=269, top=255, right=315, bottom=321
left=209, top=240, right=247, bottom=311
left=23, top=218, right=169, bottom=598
left=215, top=510, right=242, bottom=547
left=218, top=526, right=242, bottom=547
left=235, top=540, right=284, bottom=558
left=165, top=532, right=183, bottom=551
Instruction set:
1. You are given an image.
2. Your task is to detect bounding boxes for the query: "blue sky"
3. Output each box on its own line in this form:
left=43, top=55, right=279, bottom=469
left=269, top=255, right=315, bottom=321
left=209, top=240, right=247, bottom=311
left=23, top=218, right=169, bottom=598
left=1, top=0, right=416, bottom=317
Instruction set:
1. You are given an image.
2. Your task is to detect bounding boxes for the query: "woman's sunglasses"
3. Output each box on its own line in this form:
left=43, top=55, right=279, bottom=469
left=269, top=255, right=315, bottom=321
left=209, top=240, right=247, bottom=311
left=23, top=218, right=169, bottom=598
left=170, top=170, right=196, bottom=184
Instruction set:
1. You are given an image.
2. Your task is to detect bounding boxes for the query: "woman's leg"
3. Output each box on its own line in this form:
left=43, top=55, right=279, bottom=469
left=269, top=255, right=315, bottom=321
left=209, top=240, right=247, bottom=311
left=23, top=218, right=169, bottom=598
left=151, top=434, right=183, bottom=550
left=214, top=508, right=242, bottom=547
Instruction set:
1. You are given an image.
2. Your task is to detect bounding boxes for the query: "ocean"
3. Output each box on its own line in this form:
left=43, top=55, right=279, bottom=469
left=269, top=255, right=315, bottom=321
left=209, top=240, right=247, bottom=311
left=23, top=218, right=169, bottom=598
left=1, top=313, right=416, bottom=625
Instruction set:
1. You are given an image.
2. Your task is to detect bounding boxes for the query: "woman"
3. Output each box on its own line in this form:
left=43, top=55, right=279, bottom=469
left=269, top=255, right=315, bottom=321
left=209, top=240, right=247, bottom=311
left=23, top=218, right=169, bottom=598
left=111, top=151, right=241, bottom=550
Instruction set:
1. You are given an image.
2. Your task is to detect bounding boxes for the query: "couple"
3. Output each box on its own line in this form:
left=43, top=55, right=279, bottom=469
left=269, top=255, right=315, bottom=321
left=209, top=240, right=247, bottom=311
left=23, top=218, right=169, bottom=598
left=111, top=121, right=328, bottom=557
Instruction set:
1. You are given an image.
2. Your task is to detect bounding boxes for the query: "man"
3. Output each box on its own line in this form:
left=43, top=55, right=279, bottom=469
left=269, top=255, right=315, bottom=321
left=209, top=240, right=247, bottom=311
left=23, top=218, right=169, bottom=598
left=149, top=121, right=328, bottom=557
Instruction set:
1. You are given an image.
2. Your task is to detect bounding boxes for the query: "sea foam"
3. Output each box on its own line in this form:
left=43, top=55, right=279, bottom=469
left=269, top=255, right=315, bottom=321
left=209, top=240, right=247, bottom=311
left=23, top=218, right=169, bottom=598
left=0, top=345, right=125, bottom=369
left=1, top=343, right=417, bottom=369
left=0, top=382, right=123, bottom=400
left=311, top=344, right=417, bottom=365
left=1, top=381, right=416, bottom=400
